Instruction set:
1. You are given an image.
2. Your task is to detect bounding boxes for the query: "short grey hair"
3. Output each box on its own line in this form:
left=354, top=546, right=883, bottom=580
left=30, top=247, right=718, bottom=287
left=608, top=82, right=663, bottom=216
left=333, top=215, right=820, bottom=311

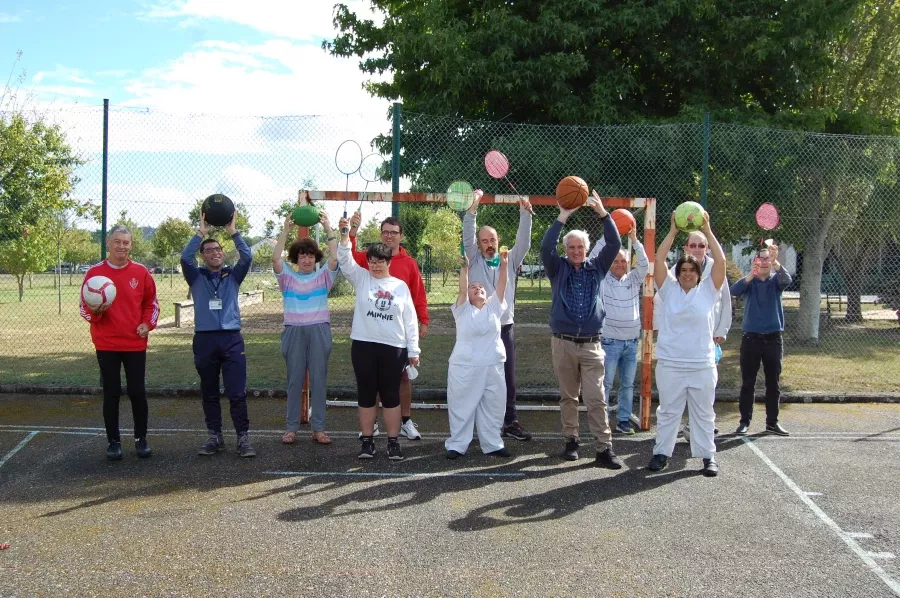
left=107, top=225, right=133, bottom=239
left=563, top=229, right=590, bottom=252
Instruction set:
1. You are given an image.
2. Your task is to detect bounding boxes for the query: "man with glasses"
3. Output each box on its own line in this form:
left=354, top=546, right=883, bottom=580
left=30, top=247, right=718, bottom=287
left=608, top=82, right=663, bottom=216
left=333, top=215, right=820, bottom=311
left=730, top=244, right=792, bottom=436
left=349, top=213, right=429, bottom=440
left=181, top=211, right=256, bottom=457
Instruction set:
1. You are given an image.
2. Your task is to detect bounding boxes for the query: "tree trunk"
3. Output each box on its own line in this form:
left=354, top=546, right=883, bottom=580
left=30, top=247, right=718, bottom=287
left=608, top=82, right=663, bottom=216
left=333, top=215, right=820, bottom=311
left=795, top=182, right=838, bottom=343
left=28, top=273, right=33, bottom=289
left=840, top=244, right=877, bottom=323
left=17, top=274, right=24, bottom=302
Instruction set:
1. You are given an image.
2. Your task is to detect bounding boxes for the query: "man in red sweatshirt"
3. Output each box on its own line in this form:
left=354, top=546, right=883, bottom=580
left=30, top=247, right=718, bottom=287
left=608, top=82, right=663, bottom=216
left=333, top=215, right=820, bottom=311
left=80, top=225, right=159, bottom=461
left=348, top=213, right=429, bottom=439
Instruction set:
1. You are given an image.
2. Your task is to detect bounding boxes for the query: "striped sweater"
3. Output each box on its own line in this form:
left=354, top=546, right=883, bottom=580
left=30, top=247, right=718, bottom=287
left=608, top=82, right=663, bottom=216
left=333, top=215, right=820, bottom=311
left=276, top=264, right=338, bottom=326
left=598, top=240, right=649, bottom=340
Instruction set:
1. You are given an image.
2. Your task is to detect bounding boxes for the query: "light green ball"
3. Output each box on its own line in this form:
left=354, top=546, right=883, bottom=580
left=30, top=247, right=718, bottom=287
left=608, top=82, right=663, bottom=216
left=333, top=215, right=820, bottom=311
left=674, top=201, right=706, bottom=232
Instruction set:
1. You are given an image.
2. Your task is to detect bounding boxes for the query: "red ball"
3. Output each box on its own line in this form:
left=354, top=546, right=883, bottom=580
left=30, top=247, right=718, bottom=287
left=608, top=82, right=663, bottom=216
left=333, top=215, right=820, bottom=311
left=611, top=209, right=637, bottom=234
left=555, top=176, right=588, bottom=209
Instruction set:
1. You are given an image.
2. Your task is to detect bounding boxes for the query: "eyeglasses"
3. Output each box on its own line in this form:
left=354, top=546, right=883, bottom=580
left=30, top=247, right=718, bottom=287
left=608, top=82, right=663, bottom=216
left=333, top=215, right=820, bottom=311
left=756, top=257, right=771, bottom=263
left=368, top=259, right=387, bottom=266
left=202, top=247, right=224, bottom=254
left=381, top=230, right=401, bottom=237
left=687, top=243, right=707, bottom=249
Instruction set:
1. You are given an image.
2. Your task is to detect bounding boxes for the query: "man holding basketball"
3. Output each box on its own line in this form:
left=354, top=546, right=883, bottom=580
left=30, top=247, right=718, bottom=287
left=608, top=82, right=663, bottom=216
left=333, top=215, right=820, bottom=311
left=80, top=225, right=159, bottom=461
left=181, top=211, right=256, bottom=457
left=541, top=193, right=623, bottom=467
left=463, top=194, right=534, bottom=441
left=348, top=213, right=429, bottom=440
left=731, top=243, right=792, bottom=436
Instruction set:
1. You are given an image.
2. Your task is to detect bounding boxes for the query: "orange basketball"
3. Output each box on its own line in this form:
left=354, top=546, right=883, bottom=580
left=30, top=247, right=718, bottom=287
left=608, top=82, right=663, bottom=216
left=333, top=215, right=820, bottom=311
left=555, top=176, right=589, bottom=209
left=611, top=209, right=637, bottom=234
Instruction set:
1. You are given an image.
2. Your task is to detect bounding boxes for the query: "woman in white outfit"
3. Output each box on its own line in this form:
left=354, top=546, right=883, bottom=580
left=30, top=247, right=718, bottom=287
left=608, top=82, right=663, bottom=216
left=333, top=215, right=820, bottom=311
left=647, top=210, right=726, bottom=477
left=445, top=250, right=511, bottom=459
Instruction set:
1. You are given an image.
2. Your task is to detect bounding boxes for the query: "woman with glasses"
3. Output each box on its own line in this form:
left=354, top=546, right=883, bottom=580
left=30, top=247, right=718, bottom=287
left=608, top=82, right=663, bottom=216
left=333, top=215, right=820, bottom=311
left=647, top=211, right=726, bottom=477
left=337, top=216, right=421, bottom=461
left=273, top=210, right=339, bottom=446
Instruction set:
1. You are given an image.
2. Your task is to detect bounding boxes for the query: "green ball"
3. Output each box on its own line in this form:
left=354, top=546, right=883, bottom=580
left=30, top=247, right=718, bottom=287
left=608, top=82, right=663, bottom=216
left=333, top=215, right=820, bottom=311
left=674, top=201, right=706, bottom=232
left=292, top=205, right=321, bottom=227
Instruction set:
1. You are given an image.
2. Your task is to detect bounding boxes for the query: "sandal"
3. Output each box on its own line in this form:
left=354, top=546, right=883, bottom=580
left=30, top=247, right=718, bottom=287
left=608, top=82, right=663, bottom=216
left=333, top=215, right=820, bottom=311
left=282, top=431, right=297, bottom=444
left=312, top=431, right=332, bottom=445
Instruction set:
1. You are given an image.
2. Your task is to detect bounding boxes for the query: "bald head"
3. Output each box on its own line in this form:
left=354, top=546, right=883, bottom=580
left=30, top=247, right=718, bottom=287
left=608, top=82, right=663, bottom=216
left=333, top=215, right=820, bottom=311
left=685, top=231, right=709, bottom=261
left=477, top=225, right=499, bottom=258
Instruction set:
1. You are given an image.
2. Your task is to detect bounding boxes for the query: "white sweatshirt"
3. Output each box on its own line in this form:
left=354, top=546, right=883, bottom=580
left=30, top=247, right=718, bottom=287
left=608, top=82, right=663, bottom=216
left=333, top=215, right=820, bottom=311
left=337, top=241, right=420, bottom=357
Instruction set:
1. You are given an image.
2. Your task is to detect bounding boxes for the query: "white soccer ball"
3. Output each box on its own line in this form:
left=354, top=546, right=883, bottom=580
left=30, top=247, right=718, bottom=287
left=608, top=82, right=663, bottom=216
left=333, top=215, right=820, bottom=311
left=82, top=276, right=117, bottom=309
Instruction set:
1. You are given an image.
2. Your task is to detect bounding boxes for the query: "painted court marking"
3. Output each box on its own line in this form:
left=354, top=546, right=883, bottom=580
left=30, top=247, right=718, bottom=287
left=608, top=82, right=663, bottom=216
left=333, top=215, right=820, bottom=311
left=0, top=431, right=39, bottom=470
left=743, top=437, right=900, bottom=596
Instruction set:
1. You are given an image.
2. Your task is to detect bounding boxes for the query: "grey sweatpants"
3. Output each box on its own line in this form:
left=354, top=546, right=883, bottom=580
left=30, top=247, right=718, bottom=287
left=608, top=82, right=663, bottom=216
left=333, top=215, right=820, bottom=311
left=281, top=323, right=332, bottom=432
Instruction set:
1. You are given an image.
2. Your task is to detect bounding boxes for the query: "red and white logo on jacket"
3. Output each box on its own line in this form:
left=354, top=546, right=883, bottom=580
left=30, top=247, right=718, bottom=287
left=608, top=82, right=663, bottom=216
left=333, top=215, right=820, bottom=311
left=129, top=278, right=139, bottom=289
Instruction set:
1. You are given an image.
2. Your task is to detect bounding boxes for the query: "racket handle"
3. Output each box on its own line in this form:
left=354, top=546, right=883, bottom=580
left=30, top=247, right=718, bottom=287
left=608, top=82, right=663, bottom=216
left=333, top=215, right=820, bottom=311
left=341, top=210, right=348, bottom=235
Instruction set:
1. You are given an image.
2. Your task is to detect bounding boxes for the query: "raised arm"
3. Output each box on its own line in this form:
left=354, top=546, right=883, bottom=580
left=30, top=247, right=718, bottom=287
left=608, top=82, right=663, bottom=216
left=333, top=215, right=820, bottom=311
left=655, top=212, right=679, bottom=289
left=337, top=216, right=369, bottom=288
left=226, top=212, right=252, bottom=284
left=629, top=229, right=649, bottom=281
left=456, top=255, right=469, bottom=307
left=320, top=210, right=338, bottom=271
left=700, top=211, right=726, bottom=291
left=272, top=214, right=292, bottom=275
left=463, top=193, right=480, bottom=261
left=496, top=249, right=509, bottom=303
left=508, top=198, right=534, bottom=268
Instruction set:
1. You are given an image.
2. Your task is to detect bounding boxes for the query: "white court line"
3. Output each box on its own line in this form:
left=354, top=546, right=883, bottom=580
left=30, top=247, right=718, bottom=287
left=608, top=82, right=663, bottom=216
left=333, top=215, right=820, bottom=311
left=743, top=437, right=900, bottom=596
left=265, top=471, right=526, bottom=479
left=0, top=431, right=40, bottom=470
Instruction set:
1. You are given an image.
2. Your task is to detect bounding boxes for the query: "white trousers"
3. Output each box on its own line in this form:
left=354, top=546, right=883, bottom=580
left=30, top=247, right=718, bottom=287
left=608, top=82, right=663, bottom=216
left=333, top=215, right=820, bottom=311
left=653, top=361, right=717, bottom=459
left=446, top=363, right=506, bottom=454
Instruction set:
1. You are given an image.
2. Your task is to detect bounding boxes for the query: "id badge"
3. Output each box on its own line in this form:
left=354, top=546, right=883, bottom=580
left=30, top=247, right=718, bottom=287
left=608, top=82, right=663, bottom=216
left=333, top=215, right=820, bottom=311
left=209, top=298, right=223, bottom=311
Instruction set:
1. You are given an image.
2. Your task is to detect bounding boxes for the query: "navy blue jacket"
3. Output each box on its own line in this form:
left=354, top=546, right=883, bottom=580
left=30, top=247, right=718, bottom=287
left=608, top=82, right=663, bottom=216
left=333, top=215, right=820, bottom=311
left=181, top=233, right=252, bottom=331
left=540, top=216, right=621, bottom=336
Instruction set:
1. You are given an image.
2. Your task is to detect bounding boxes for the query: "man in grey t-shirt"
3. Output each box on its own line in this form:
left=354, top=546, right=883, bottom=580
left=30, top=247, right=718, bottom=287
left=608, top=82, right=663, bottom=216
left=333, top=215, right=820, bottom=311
left=462, top=194, right=534, bottom=441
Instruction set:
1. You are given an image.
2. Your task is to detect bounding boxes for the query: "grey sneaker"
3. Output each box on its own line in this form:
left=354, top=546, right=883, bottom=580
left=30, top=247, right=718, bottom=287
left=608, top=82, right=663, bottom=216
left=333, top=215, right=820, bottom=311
left=237, top=433, right=256, bottom=458
left=135, top=437, right=152, bottom=458
left=106, top=441, right=123, bottom=461
left=614, top=421, right=635, bottom=436
left=198, top=432, right=225, bottom=456
left=387, top=438, right=405, bottom=461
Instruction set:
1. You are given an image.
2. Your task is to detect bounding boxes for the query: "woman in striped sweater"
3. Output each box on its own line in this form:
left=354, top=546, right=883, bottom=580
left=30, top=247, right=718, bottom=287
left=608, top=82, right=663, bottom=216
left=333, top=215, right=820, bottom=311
left=273, top=211, right=339, bottom=445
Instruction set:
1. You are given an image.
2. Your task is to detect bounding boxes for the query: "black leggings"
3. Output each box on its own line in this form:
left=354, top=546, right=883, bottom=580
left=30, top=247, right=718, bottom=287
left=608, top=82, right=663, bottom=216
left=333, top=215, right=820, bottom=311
left=351, top=340, right=407, bottom=409
left=96, top=350, right=148, bottom=442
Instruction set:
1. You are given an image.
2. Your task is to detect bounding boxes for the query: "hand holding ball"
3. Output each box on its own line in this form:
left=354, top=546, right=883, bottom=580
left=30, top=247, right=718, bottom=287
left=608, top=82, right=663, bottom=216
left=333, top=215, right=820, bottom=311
left=201, top=194, right=236, bottom=227
left=82, top=276, right=116, bottom=311
left=611, top=209, right=637, bottom=234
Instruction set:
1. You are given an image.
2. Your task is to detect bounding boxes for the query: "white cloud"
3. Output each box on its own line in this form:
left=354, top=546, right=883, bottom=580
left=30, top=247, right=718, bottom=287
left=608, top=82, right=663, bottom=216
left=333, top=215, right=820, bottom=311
left=32, top=66, right=95, bottom=85
left=143, top=0, right=376, bottom=41
left=0, top=13, right=22, bottom=23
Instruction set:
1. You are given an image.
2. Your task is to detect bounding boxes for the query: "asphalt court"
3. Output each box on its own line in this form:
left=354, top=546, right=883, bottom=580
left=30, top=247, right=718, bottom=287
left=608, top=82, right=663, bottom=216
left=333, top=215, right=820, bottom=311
left=0, top=395, right=898, bottom=597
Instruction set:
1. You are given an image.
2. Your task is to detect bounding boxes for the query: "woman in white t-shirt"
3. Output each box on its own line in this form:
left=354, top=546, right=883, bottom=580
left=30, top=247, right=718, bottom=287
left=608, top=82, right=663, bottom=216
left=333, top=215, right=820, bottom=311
left=647, top=210, right=726, bottom=477
left=337, top=217, right=420, bottom=462
left=445, top=250, right=511, bottom=459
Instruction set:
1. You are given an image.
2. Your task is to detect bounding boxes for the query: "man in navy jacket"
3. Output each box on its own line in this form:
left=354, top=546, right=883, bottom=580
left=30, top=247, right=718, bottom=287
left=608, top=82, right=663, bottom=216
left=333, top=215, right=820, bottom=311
left=541, top=193, right=622, bottom=467
left=182, top=211, right=255, bottom=457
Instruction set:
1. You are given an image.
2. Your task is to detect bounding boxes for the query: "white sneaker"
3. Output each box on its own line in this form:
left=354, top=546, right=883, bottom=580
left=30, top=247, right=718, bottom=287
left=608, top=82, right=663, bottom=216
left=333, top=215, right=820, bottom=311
left=401, top=419, right=422, bottom=440
left=358, top=422, right=380, bottom=439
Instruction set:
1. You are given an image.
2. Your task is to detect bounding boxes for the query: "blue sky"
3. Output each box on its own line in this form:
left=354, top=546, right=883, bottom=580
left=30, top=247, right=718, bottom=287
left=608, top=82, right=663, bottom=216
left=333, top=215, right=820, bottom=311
left=1, top=1, right=394, bottom=233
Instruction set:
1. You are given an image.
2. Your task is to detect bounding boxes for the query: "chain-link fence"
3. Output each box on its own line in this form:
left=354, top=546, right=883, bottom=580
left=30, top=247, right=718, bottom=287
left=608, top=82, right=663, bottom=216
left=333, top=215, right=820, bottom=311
left=1, top=105, right=898, bottom=395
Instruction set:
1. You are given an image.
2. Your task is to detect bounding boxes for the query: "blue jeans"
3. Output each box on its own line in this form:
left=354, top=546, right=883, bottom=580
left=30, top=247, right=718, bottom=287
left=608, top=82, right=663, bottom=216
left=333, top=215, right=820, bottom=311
left=602, top=338, right=638, bottom=423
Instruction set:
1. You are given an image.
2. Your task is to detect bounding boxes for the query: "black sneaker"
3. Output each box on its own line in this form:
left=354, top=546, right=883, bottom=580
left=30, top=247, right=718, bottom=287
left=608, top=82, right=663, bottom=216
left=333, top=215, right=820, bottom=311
left=562, top=437, right=579, bottom=461
left=702, top=457, right=719, bottom=477
left=647, top=454, right=668, bottom=471
left=486, top=447, right=511, bottom=458
left=445, top=449, right=463, bottom=460
left=237, top=433, right=256, bottom=458
left=766, top=423, right=790, bottom=436
left=595, top=447, right=623, bottom=469
left=501, top=421, right=533, bottom=441
left=198, top=432, right=224, bottom=456
left=735, top=423, right=750, bottom=435
left=387, top=438, right=404, bottom=461
left=135, top=437, right=152, bottom=459
left=106, top=441, right=123, bottom=461
left=358, top=437, right=376, bottom=459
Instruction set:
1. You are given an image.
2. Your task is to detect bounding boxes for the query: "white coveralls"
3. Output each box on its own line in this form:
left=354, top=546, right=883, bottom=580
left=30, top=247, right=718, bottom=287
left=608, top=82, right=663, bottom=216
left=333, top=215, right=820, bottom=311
left=653, top=273, right=720, bottom=459
left=445, top=294, right=508, bottom=454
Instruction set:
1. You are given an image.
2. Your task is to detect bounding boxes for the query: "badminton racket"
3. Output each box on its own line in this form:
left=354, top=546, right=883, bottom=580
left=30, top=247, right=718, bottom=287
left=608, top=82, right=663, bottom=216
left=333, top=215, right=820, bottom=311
left=335, top=140, right=363, bottom=233
left=484, top=150, right=520, bottom=198
left=755, top=202, right=780, bottom=247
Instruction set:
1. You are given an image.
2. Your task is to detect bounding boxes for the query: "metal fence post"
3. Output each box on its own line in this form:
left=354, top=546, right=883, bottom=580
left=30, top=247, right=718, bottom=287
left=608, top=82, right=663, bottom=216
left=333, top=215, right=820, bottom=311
left=700, top=111, right=710, bottom=208
left=391, top=102, right=402, bottom=219
left=101, top=99, right=109, bottom=259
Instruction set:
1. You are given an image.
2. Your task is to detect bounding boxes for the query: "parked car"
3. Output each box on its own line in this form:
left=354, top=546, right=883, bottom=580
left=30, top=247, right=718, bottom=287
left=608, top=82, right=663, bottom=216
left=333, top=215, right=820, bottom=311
left=150, top=266, right=164, bottom=274
left=78, top=265, right=91, bottom=273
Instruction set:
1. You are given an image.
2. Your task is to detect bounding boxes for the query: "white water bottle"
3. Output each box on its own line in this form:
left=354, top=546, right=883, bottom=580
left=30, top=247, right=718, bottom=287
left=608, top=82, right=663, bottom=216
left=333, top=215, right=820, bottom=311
left=405, top=364, right=419, bottom=380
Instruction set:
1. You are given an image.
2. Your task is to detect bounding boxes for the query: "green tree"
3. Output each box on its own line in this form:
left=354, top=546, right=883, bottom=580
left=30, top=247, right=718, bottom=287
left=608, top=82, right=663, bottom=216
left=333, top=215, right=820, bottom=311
left=356, top=216, right=382, bottom=247
left=0, top=227, right=54, bottom=301
left=63, top=228, right=99, bottom=286
left=153, top=217, right=194, bottom=288
left=422, top=207, right=462, bottom=285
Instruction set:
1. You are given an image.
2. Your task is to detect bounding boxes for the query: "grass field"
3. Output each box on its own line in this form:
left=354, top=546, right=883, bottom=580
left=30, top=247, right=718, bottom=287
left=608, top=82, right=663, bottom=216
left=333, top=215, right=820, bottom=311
left=1, top=273, right=898, bottom=393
